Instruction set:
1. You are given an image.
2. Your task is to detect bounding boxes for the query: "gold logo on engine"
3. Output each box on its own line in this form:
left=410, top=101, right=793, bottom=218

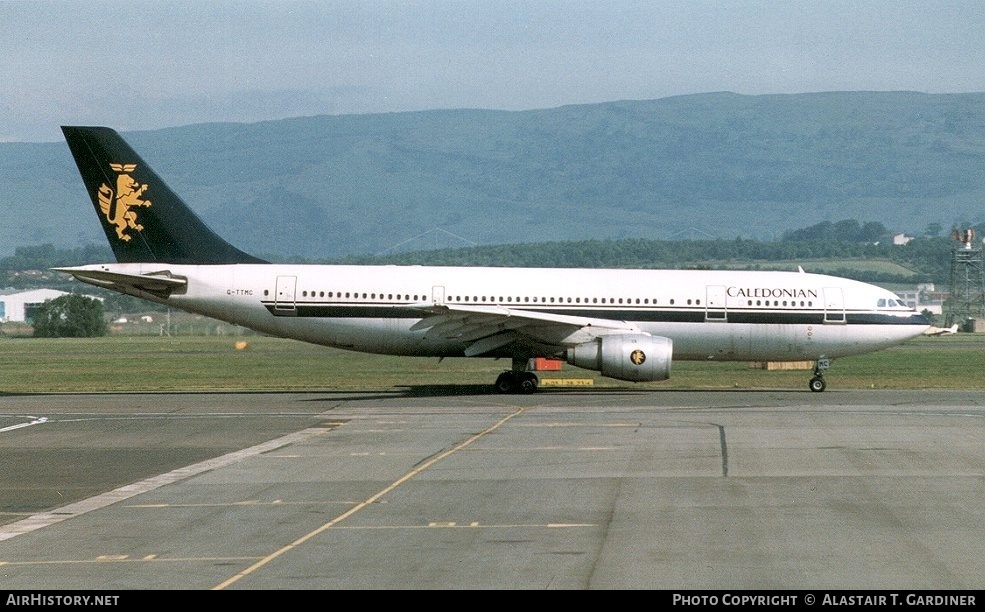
left=97, top=163, right=152, bottom=241
left=630, top=349, right=646, bottom=365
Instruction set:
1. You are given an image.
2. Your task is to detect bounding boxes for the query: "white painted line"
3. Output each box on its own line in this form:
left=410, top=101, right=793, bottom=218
left=0, top=426, right=332, bottom=542
left=0, top=416, right=48, bottom=433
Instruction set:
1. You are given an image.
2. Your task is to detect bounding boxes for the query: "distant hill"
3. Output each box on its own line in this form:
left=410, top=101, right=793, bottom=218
left=2, top=91, right=985, bottom=260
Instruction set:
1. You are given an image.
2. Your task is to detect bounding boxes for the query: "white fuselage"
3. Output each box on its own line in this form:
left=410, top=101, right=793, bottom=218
left=82, top=262, right=930, bottom=364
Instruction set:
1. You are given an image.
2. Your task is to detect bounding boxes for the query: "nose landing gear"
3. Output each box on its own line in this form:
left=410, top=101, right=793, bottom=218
left=809, top=357, right=830, bottom=392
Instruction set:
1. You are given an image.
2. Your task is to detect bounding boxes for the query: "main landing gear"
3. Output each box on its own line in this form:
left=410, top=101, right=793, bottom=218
left=809, top=357, right=830, bottom=393
left=494, top=358, right=539, bottom=394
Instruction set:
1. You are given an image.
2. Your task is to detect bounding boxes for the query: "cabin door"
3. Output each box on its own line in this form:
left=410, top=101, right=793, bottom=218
left=705, top=285, right=727, bottom=321
left=823, top=287, right=845, bottom=323
left=432, top=285, right=446, bottom=306
left=275, top=275, right=297, bottom=312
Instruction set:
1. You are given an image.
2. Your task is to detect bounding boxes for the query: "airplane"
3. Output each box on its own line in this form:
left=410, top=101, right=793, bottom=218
left=924, top=323, right=959, bottom=336
left=55, top=126, right=931, bottom=394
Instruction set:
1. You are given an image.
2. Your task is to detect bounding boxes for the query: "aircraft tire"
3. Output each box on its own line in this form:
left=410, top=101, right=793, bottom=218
left=518, top=372, right=539, bottom=394
left=495, top=372, right=516, bottom=394
left=809, top=377, right=826, bottom=393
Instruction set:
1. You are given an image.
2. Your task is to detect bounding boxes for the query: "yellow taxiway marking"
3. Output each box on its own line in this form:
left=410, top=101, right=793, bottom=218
left=212, top=407, right=527, bottom=590
left=0, top=521, right=596, bottom=568
left=423, top=522, right=593, bottom=529
left=517, top=422, right=641, bottom=428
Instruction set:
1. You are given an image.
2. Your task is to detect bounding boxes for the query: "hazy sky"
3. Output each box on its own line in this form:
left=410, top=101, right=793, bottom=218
left=3, top=0, right=985, bottom=142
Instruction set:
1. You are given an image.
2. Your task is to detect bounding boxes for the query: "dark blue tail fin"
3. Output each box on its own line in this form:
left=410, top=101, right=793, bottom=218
left=62, top=126, right=266, bottom=264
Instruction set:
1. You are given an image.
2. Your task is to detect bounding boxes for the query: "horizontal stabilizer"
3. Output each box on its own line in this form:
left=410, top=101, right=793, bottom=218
left=54, top=266, right=186, bottom=297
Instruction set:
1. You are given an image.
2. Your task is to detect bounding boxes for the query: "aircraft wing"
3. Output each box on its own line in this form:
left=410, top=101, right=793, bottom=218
left=409, top=303, right=644, bottom=356
left=53, top=266, right=187, bottom=297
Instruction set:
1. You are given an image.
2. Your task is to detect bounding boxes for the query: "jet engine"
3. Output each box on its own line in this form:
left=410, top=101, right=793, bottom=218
left=565, top=334, right=672, bottom=382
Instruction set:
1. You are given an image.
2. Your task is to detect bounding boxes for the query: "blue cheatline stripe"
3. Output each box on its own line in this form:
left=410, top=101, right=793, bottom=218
left=259, top=302, right=928, bottom=326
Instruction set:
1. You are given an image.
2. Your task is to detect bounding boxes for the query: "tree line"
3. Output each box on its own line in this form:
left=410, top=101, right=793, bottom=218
left=3, top=218, right=982, bottom=288
left=343, top=219, right=973, bottom=285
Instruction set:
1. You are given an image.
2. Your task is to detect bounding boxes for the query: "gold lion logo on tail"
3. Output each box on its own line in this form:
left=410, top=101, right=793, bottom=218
left=97, top=163, right=152, bottom=241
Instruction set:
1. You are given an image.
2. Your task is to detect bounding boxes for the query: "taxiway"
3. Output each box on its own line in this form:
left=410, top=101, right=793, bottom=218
left=1, top=388, right=983, bottom=589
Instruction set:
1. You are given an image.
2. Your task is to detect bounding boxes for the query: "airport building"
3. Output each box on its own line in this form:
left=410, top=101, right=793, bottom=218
left=894, top=283, right=945, bottom=315
left=0, top=289, right=82, bottom=323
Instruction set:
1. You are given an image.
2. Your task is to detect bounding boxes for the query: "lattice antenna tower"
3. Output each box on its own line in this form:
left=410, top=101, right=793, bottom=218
left=945, top=228, right=985, bottom=327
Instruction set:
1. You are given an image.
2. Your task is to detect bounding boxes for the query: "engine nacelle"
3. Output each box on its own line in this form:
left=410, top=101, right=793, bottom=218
left=565, top=334, right=672, bottom=382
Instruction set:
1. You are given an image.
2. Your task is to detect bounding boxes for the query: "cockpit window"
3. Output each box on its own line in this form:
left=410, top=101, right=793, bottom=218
left=877, top=298, right=911, bottom=310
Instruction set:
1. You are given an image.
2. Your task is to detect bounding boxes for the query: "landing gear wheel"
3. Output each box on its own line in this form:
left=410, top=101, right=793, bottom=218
left=809, top=357, right=830, bottom=393
left=495, top=371, right=516, bottom=394
left=494, top=371, right=539, bottom=394
left=518, top=372, right=539, bottom=394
